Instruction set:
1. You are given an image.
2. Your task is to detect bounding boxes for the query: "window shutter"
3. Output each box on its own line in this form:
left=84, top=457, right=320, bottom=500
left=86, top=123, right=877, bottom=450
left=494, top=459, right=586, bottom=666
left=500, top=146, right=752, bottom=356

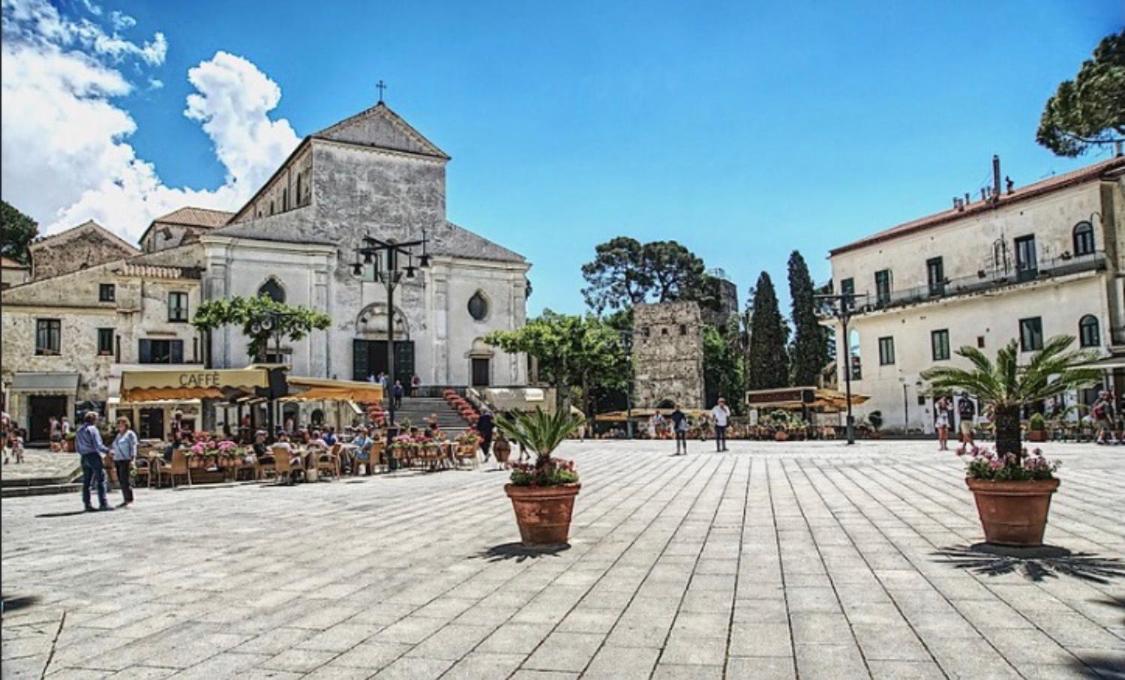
left=171, top=340, right=184, bottom=364
left=139, top=339, right=151, bottom=363
left=353, top=339, right=368, bottom=381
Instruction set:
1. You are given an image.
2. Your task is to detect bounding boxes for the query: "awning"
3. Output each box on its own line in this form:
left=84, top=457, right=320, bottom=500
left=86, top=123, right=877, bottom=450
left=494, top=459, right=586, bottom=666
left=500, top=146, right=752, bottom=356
left=8, top=372, right=79, bottom=394
left=1074, top=355, right=1125, bottom=371
left=281, top=377, right=384, bottom=402
left=745, top=386, right=869, bottom=412
left=595, top=407, right=709, bottom=422
left=120, top=367, right=270, bottom=402
left=107, top=396, right=202, bottom=409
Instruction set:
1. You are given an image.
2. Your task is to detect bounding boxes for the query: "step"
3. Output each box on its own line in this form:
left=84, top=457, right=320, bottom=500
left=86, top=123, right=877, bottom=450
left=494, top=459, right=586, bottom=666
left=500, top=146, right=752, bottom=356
left=2, top=483, right=81, bottom=498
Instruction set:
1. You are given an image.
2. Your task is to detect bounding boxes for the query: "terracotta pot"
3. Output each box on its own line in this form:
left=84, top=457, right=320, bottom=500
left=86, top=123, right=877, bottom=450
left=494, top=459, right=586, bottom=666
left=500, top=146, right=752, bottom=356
left=966, top=477, right=1059, bottom=546
left=1026, top=430, right=1048, bottom=442
left=774, top=431, right=789, bottom=442
left=494, top=442, right=511, bottom=464
left=505, top=483, right=581, bottom=546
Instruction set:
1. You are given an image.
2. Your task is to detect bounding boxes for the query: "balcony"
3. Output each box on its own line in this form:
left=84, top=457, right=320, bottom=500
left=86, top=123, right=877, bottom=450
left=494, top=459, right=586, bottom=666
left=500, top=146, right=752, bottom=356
left=826, top=251, right=1107, bottom=318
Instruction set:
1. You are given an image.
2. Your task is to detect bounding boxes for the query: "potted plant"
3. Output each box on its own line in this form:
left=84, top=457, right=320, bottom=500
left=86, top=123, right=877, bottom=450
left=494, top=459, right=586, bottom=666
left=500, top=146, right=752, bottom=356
left=922, top=336, right=1098, bottom=546
left=866, top=410, right=884, bottom=438
left=1026, top=413, right=1048, bottom=442
left=496, top=408, right=584, bottom=547
left=767, top=410, right=791, bottom=441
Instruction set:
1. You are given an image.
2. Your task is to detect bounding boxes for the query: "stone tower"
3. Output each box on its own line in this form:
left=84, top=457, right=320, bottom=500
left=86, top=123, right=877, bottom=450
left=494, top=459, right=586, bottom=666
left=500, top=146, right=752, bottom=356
left=633, top=301, right=705, bottom=409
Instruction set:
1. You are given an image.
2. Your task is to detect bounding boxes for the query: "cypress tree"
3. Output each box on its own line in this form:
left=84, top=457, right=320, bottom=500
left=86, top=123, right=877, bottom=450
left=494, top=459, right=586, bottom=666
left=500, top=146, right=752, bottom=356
left=747, top=272, right=789, bottom=389
left=788, top=250, right=828, bottom=386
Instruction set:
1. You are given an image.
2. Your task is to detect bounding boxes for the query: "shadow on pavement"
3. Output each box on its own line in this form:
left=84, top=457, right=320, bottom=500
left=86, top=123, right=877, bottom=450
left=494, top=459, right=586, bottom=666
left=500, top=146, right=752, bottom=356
left=932, top=543, right=1125, bottom=584
left=1069, top=652, right=1125, bottom=679
left=34, top=510, right=90, bottom=518
left=1, top=594, right=40, bottom=614
left=473, top=542, right=571, bottom=563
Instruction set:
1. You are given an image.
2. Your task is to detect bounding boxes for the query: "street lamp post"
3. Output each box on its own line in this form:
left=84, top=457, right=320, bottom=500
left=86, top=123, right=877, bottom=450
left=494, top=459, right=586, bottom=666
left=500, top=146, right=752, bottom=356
left=815, top=291, right=857, bottom=445
left=249, top=309, right=293, bottom=440
left=618, top=329, right=634, bottom=439
left=350, top=233, right=430, bottom=463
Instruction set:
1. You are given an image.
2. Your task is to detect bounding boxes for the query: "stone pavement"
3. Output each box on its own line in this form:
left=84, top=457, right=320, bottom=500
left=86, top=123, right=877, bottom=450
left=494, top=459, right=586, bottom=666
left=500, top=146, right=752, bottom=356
left=2, top=440, right=1123, bottom=679
left=1, top=448, right=79, bottom=482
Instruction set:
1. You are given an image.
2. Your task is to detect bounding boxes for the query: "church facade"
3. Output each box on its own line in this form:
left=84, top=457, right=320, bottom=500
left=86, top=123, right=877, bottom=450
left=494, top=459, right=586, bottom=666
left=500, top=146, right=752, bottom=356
left=197, top=102, right=530, bottom=388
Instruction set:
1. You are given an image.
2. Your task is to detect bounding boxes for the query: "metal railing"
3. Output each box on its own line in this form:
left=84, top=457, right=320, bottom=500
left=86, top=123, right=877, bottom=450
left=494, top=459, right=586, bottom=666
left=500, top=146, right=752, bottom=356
left=824, top=251, right=1107, bottom=318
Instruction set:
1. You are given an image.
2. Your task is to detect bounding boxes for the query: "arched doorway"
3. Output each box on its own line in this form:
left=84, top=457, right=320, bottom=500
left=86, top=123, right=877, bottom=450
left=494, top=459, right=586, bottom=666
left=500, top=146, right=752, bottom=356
left=352, top=303, right=414, bottom=382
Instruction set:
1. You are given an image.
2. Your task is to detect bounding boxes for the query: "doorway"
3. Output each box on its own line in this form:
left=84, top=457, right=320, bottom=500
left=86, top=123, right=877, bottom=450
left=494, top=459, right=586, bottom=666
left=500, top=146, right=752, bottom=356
left=353, top=339, right=414, bottom=383
left=471, top=358, right=491, bottom=387
left=138, top=408, right=165, bottom=440
left=28, top=395, right=67, bottom=444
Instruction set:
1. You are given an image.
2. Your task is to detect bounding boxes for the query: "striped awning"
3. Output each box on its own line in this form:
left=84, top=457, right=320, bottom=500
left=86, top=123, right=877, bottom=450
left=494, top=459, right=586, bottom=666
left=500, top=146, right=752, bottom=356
left=9, top=372, right=79, bottom=394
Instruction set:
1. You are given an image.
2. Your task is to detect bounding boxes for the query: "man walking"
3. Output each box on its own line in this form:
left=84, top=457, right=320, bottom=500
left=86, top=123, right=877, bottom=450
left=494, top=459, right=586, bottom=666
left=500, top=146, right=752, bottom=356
left=670, top=405, right=688, bottom=455
left=76, top=412, right=112, bottom=512
left=711, top=398, right=731, bottom=452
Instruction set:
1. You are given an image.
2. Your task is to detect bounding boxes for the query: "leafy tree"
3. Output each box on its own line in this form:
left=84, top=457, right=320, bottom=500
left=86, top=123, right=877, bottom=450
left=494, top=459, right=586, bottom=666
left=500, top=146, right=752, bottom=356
left=485, top=310, right=629, bottom=423
left=0, top=199, right=39, bottom=265
left=581, top=237, right=715, bottom=313
left=788, top=251, right=828, bottom=386
left=747, top=272, right=789, bottom=389
left=1037, top=30, right=1125, bottom=157
left=192, top=295, right=331, bottom=361
left=703, top=322, right=745, bottom=413
left=921, top=336, right=1099, bottom=456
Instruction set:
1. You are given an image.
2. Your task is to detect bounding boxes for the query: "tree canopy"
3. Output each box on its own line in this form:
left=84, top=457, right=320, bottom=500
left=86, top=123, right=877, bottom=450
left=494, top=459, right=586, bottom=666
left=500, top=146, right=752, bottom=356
left=703, top=321, right=746, bottom=413
left=192, top=295, right=331, bottom=361
left=0, top=199, right=39, bottom=265
left=788, top=251, right=828, bottom=386
left=484, top=310, right=629, bottom=421
left=1037, top=30, right=1125, bottom=157
left=581, top=237, right=716, bottom=313
left=747, top=272, right=790, bottom=389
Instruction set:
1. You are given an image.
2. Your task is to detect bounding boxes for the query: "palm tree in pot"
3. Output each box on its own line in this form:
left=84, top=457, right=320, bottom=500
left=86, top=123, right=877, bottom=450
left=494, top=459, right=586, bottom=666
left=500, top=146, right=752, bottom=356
left=496, top=408, right=585, bottom=546
left=921, top=335, right=1099, bottom=546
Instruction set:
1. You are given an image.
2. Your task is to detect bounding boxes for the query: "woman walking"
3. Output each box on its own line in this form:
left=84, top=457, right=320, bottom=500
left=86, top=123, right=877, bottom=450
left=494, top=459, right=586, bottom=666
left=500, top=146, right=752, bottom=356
left=111, top=417, right=138, bottom=506
left=935, top=396, right=952, bottom=451
left=670, top=405, right=688, bottom=455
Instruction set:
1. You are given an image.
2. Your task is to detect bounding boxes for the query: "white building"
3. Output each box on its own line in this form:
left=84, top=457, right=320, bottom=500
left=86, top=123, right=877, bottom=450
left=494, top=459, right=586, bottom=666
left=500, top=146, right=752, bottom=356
left=826, top=155, right=1125, bottom=432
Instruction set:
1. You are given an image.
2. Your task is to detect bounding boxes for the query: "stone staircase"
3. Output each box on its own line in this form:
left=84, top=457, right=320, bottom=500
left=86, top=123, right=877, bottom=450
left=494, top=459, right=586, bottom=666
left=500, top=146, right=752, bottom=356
left=391, top=396, right=473, bottom=433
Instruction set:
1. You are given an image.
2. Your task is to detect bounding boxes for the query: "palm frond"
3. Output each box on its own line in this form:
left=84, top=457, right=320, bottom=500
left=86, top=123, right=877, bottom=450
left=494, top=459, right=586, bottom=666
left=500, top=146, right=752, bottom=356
left=495, top=408, right=583, bottom=463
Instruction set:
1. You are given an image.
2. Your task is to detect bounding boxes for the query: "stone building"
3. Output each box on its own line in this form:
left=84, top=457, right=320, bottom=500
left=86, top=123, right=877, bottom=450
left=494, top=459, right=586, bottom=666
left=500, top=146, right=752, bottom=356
left=139, top=207, right=234, bottom=253
left=196, top=102, right=529, bottom=390
left=826, top=154, right=1125, bottom=432
left=28, top=220, right=138, bottom=281
left=1, top=232, right=204, bottom=442
left=1, top=256, right=29, bottom=289
left=632, top=301, right=705, bottom=409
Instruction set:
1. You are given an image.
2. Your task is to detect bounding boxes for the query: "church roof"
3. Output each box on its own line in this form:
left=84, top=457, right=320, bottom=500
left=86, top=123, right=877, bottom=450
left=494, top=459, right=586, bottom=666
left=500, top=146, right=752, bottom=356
left=211, top=213, right=526, bottom=264
left=28, top=219, right=139, bottom=256
left=139, top=206, right=234, bottom=245
left=314, top=102, right=450, bottom=160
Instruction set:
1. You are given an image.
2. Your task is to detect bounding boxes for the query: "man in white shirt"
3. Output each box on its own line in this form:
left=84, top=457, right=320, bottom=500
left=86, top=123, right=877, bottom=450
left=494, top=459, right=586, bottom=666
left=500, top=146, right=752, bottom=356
left=711, top=398, right=731, bottom=452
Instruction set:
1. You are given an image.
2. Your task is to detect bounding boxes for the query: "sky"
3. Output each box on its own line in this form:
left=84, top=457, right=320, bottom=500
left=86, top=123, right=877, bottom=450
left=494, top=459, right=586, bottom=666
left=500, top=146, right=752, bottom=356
left=1, top=0, right=1121, bottom=316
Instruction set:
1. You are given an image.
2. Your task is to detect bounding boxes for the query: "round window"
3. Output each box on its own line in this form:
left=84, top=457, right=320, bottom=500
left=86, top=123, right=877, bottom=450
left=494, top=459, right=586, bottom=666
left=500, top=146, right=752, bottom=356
left=468, top=292, right=488, bottom=321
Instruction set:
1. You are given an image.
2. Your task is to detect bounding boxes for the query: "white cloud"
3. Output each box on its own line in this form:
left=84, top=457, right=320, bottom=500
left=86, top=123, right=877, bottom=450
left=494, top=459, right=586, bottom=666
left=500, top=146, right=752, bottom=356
left=0, top=0, right=300, bottom=241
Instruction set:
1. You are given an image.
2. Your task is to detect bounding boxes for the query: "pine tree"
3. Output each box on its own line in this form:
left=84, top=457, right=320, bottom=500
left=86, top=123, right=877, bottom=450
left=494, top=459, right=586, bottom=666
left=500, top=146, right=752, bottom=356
left=788, top=250, right=828, bottom=386
left=747, top=272, right=789, bottom=389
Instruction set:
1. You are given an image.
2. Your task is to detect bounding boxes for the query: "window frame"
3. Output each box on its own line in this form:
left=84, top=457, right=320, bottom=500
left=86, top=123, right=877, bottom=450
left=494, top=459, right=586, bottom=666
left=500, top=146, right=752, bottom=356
left=874, top=269, right=892, bottom=305
left=1019, top=317, right=1044, bottom=352
left=931, top=329, right=950, bottom=361
left=1078, top=314, right=1100, bottom=348
left=840, top=277, right=855, bottom=309
left=97, top=328, right=114, bottom=356
left=926, top=257, right=945, bottom=297
left=877, top=336, right=895, bottom=365
left=467, top=291, right=489, bottom=321
left=168, top=291, right=190, bottom=323
left=35, top=319, right=61, bottom=356
left=98, top=283, right=115, bottom=302
left=138, top=338, right=184, bottom=365
left=1073, top=221, right=1095, bottom=257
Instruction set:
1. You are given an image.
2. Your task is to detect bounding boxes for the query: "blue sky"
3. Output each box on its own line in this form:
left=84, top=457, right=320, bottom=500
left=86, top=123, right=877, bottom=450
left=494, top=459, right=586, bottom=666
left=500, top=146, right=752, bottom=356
left=6, top=0, right=1121, bottom=316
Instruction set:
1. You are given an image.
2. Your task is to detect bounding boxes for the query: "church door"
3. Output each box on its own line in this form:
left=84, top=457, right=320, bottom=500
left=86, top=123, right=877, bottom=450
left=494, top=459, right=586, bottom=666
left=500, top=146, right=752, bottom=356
left=471, top=358, right=490, bottom=387
left=353, top=339, right=414, bottom=382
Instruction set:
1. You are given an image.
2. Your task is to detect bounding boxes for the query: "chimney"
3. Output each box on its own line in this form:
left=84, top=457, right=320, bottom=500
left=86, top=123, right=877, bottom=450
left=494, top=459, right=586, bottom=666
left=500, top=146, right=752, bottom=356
left=981, top=188, right=988, bottom=201
left=992, top=155, right=1001, bottom=203
left=964, top=192, right=971, bottom=205
left=1006, top=176, right=1014, bottom=195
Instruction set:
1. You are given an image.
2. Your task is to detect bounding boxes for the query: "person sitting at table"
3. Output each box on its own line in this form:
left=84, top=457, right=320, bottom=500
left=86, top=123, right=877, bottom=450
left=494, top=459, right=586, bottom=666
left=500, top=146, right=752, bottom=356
left=351, top=428, right=374, bottom=475
left=427, top=419, right=444, bottom=440
left=322, top=426, right=338, bottom=447
left=307, top=430, right=327, bottom=449
left=252, top=430, right=269, bottom=457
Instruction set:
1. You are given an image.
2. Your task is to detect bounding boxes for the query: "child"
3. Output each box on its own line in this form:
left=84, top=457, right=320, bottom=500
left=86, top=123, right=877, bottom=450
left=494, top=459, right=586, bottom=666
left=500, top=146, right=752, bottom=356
left=12, top=429, right=25, bottom=463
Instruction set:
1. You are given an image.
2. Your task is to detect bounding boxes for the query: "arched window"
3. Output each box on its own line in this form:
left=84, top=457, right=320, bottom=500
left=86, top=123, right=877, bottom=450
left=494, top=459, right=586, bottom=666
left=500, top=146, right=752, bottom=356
left=467, top=291, right=489, bottom=321
left=1073, top=221, right=1095, bottom=256
left=258, top=278, right=285, bottom=303
left=1079, top=314, right=1100, bottom=348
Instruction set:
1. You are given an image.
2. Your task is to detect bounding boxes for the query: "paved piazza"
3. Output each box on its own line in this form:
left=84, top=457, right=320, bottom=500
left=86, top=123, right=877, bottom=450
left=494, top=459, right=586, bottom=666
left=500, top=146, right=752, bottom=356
left=2, top=441, right=1123, bottom=679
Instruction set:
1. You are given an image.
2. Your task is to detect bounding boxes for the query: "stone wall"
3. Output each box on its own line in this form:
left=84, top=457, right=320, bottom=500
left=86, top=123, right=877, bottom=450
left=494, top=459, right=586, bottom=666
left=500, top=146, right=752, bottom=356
left=633, top=301, right=705, bottom=409
left=30, top=225, right=136, bottom=281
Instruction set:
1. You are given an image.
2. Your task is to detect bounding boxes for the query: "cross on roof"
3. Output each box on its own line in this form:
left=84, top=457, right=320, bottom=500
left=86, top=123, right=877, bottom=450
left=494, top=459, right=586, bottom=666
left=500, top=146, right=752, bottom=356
left=376, top=80, right=387, bottom=104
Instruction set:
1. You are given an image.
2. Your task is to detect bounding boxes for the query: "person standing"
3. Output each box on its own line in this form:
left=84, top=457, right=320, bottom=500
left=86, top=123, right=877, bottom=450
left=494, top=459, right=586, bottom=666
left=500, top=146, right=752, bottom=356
left=411, top=374, right=421, bottom=397
left=670, top=405, right=688, bottom=455
left=957, top=394, right=976, bottom=447
left=76, top=412, right=112, bottom=512
left=111, top=417, right=138, bottom=507
left=1093, top=390, right=1118, bottom=444
left=935, top=396, right=952, bottom=451
left=476, top=409, right=495, bottom=461
left=711, top=398, right=731, bottom=452
left=392, top=380, right=404, bottom=409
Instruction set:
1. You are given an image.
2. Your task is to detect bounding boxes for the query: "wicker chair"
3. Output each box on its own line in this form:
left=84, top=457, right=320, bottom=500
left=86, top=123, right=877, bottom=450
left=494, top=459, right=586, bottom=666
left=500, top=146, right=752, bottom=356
left=256, top=454, right=277, bottom=481
left=272, top=445, right=303, bottom=484
left=315, top=449, right=339, bottom=479
left=454, top=443, right=479, bottom=469
left=133, top=457, right=152, bottom=487
left=153, top=449, right=190, bottom=488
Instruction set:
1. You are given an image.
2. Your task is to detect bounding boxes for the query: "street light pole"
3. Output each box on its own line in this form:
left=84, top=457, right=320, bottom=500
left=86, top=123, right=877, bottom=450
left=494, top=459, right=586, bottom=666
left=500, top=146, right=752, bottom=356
left=249, top=309, right=291, bottom=441
left=816, top=292, right=857, bottom=445
left=618, top=330, right=634, bottom=439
